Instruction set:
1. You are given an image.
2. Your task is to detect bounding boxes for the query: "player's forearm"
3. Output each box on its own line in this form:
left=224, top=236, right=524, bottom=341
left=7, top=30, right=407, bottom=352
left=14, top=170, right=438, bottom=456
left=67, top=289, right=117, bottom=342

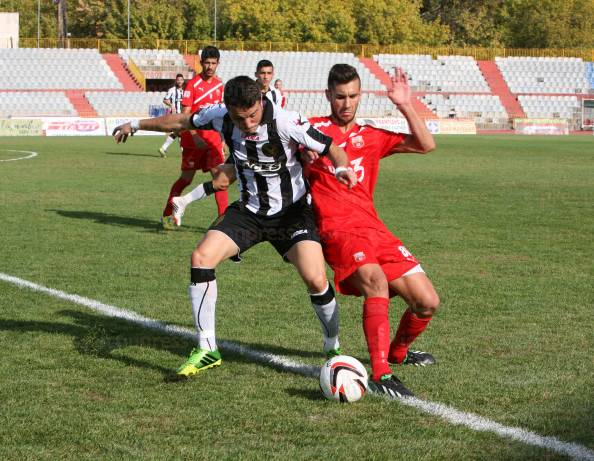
left=138, top=113, right=192, bottom=133
left=326, top=143, right=350, bottom=169
left=398, top=103, right=436, bottom=153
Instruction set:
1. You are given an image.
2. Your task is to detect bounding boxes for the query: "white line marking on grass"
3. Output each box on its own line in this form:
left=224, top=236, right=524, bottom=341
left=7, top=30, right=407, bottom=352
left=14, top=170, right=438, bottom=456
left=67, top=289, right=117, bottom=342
left=1, top=271, right=593, bottom=461
left=0, top=149, right=38, bottom=162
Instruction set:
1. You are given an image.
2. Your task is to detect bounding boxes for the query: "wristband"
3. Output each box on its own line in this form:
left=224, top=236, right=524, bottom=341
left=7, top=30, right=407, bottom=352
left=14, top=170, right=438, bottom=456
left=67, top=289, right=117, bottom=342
left=334, top=166, right=348, bottom=178
left=130, top=119, right=140, bottom=133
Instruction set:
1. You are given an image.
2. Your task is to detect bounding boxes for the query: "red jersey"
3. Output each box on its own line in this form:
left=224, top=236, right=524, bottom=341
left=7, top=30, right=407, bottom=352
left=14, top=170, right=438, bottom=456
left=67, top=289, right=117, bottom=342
left=180, top=74, right=224, bottom=151
left=304, top=116, right=406, bottom=234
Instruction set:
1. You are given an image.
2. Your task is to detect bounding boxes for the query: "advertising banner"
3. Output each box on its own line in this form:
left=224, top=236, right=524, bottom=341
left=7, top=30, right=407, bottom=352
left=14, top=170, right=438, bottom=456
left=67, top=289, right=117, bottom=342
left=513, top=118, right=569, bottom=135
left=35, top=117, right=107, bottom=136
left=357, top=117, right=476, bottom=135
left=0, top=119, right=43, bottom=136
left=104, top=117, right=162, bottom=136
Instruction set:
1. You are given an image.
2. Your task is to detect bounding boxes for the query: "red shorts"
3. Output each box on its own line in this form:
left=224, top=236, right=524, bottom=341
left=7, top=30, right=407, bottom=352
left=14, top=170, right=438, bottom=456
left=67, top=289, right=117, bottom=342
left=181, top=147, right=224, bottom=172
left=321, top=225, right=419, bottom=297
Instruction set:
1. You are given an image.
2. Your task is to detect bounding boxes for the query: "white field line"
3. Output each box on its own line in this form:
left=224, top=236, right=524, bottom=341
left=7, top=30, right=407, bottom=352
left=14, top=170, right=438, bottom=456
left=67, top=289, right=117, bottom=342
left=1, top=271, right=593, bottom=461
left=0, top=149, right=38, bottom=162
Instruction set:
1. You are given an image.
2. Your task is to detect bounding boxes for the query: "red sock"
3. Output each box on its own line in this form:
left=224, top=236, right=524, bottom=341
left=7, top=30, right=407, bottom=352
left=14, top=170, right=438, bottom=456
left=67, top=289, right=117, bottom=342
left=163, top=177, right=191, bottom=217
left=362, top=297, right=392, bottom=381
left=214, top=190, right=228, bottom=216
left=388, top=308, right=432, bottom=364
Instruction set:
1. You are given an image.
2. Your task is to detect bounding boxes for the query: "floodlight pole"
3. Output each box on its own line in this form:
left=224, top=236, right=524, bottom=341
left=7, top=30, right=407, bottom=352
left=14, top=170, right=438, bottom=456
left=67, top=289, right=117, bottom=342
left=37, top=0, right=40, bottom=48
left=127, top=0, right=131, bottom=49
left=214, top=0, right=217, bottom=42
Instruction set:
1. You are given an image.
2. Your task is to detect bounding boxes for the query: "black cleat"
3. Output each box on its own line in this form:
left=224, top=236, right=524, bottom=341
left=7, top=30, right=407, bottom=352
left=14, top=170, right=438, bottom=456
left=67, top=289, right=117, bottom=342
left=401, top=350, right=436, bottom=367
left=369, top=374, right=414, bottom=398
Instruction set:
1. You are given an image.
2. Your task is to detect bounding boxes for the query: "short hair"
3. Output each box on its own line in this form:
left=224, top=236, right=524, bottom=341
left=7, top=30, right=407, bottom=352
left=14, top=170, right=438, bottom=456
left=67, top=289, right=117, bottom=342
left=201, top=46, right=220, bottom=62
left=224, top=76, right=261, bottom=109
left=328, top=64, right=360, bottom=90
left=175, top=73, right=184, bottom=79
left=256, top=59, right=274, bottom=72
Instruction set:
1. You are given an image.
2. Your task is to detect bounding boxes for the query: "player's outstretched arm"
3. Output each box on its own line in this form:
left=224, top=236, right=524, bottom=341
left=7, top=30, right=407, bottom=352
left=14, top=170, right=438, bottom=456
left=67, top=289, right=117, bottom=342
left=327, top=143, right=358, bottom=189
left=388, top=67, right=436, bottom=154
left=112, top=113, right=193, bottom=144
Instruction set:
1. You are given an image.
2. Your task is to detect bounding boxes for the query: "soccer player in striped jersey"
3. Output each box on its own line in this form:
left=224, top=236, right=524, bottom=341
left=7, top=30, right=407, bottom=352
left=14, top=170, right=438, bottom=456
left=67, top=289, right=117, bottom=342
left=160, top=46, right=227, bottom=230
left=112, top=76, right=357, bottom=379
left=159, top=73, right=185, bottom=158
left=170, top=65, right=439, bottom=397
left=255, top=59, right=285, bottom=108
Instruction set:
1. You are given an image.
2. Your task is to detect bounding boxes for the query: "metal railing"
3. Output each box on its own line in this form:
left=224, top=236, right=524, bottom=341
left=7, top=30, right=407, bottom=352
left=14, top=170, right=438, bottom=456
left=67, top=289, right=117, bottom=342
left=8, top=38, right=594, bottom=61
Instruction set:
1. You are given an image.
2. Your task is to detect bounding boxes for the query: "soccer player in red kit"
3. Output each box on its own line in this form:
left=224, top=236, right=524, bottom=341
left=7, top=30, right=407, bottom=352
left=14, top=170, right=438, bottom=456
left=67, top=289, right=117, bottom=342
left=160, top=46, right=227, bottom=229
left=167, top=65, right=439, bottom=397
left=305, top=64, right=438, bottom=397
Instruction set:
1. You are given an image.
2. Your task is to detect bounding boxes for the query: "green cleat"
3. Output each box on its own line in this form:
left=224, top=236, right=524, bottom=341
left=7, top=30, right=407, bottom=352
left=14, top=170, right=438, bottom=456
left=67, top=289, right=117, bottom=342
left=176, top=348, right=222, bottom=378
left=160, top=215, right=175, bottom=230
left=325, top=347, right=343, bottom=359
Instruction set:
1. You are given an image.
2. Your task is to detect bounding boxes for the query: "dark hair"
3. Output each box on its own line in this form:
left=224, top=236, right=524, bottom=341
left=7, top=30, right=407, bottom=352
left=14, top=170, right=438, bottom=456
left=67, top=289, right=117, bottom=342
left=224, top=76, right=261, bottom=109
left=201, top=46, right=220, bottom=62
left=328, top=63, right=360, bottom=89
left=175, top=73, right=184, bottom=79
left=256, top=59, right=274, bottom=72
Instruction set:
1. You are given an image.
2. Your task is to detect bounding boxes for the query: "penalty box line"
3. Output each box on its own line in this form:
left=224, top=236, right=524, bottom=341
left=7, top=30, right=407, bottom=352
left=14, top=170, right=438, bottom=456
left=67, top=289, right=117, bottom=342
left=1, top=271, right=593, bottom=461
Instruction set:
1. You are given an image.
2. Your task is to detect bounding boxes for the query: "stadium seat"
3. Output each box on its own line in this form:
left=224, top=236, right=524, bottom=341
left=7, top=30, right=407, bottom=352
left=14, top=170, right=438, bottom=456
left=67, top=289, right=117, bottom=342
left=0, top=48, right=122, bottom=90
left=85, top=91, right=167, bottom=117
left=0, top=91, right=77, bottom=117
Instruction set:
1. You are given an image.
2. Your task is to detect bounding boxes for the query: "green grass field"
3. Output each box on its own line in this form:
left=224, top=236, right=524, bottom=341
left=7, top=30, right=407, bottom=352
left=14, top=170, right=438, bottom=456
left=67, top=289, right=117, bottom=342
left=1, top=135, right=593, bottom=460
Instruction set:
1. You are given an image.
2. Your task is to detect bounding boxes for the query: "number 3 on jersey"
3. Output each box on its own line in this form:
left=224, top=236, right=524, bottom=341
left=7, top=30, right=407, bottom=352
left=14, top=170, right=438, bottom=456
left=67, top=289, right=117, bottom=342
left=350, top=157, right=364, bottom=182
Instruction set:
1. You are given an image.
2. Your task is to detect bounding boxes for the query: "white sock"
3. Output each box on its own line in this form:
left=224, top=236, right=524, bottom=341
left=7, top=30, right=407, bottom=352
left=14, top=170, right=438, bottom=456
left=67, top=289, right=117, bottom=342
left=310, top=283, right=340, bottom=352
left=161, top=135, right=175, bottom=151
left=189, top=268, right=218, bottom=351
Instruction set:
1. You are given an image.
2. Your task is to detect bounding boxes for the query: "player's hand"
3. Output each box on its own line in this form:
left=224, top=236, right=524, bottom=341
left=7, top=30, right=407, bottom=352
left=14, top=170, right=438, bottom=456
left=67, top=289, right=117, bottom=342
left=336, top=168, right=358, bottom=189
left=388, top=67, right=412, bottom=107
left=112, top=123, right=133, bottom=143
left=303, top=149, right=319, bottom=164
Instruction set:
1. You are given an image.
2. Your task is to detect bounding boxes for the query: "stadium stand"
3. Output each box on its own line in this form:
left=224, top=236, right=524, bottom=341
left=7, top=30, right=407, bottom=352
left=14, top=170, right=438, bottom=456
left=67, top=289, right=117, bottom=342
left=118, top=48, right=192, bottom=79
left=285, top=92, right=401, bottom=117
left=586, top=62, right=594, bottom=90
left=496, top=57, right=588, bottom=94
left=517, top=95, right=581, bottom=121
left=374, top=54, right=490, bottom=93
left=86, top=91, right=167, bottom=117
left=216, top=50, right=384, bottom=91
left=0, top=91, right=76, bottom=117
left=420, top=94, right=508, bottom=125
left=0, top=48, right=122, bottom=90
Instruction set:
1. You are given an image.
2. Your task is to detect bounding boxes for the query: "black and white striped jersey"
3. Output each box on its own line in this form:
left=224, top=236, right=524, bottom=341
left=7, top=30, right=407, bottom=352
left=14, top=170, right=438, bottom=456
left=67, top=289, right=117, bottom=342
left=164, top=86, right=184, bottom=114
left=265, top=88, right=284, bottom=107
left=190, top=100, right=332, bottom=216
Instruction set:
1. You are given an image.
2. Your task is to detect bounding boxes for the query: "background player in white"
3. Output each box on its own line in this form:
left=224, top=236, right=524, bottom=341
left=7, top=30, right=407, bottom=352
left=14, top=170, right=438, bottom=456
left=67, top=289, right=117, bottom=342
left=159, top=73, right=185, bottom=158
left=255, top=59, right=285, bottom=108
left=112, top=76, right=357, bottom=378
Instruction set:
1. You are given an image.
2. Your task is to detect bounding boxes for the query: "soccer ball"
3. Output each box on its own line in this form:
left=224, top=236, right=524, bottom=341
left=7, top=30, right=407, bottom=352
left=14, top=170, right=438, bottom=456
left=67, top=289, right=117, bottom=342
left=319, top=355, right=368, bottom=403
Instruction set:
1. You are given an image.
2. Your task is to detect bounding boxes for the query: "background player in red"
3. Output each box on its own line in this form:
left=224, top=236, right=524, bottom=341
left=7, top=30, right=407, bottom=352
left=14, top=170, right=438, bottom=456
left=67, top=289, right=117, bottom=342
left=305, top=64, right=438, bottom=397
left=160, top=46, right=227, bottom=229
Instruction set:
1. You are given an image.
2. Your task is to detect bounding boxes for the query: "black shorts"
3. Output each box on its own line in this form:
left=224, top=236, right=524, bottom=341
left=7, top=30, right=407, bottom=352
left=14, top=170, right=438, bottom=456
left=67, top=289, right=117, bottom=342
left=209, top=197, right=321, bottom=259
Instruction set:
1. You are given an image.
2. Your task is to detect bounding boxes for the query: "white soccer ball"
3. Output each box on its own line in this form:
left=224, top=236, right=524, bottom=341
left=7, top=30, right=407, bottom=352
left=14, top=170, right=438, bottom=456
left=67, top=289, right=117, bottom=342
left=319, top=355, right=368, bottom=403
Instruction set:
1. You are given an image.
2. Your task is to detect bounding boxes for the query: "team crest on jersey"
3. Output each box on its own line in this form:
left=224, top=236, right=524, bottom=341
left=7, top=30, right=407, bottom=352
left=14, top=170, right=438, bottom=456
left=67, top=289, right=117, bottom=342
left=351, top=135, right=365, bottom=148
left=353, top=251, right=366, bottom=262
left=183, top=90, right=191, bottom=98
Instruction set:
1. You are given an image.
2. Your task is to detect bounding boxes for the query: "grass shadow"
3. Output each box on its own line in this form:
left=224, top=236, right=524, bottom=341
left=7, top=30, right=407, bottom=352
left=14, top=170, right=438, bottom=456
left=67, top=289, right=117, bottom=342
left=49, top=209, right=208, bottom=234
left=104, top=151, right=163, bottom=158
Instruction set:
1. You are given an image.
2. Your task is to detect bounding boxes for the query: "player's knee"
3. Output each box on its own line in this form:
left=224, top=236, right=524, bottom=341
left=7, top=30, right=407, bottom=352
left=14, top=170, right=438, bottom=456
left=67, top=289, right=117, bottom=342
left=412, top=292, right=440, bottom=317
left=304, top=272, right=328, bottom=294
left=191, top=248, right=216, bottom=268
left=361, top=272, right=389, bottom=297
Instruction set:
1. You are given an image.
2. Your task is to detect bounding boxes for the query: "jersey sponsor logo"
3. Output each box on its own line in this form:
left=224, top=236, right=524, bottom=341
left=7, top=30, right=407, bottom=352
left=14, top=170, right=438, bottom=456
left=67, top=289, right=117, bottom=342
left=290, top=229, right=308, bottom=239
left=351, top=135, right=365, bottom=148
left=353, top=251, right=366, bottom=262
left=244, top=134, right=261, bottom=141
left=237, top=159, right=282, bottom=174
